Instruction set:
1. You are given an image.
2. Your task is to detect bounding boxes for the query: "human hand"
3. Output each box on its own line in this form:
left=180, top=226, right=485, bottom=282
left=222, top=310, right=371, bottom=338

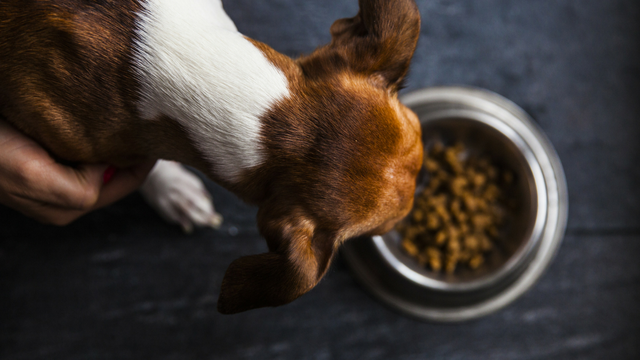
left=0, top=119, right=156, bottom=225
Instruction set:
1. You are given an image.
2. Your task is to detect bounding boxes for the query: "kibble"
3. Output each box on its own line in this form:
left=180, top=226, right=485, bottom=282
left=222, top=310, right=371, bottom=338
left=397, top=141, right=514, bottom=274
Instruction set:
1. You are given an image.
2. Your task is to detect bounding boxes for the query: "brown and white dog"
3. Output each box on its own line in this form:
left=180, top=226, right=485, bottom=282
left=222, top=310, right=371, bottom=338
left=0, top=0, right=422, bottom=314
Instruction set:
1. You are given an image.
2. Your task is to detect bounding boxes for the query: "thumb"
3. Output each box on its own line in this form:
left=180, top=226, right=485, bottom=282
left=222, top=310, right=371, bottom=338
left=39, top=162, right=109, bottom=211
left=58, top=163, right=110, bottom=210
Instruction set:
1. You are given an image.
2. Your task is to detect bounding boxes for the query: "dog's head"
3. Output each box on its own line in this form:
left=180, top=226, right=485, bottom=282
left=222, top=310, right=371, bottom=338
left=218, top=0, right=421, bottom=314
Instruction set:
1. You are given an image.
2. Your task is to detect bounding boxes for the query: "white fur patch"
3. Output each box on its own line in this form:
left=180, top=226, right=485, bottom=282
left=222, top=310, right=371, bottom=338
left=133, top=0, right=290, bottom=182
left=141, top=160, right=223, bottom=233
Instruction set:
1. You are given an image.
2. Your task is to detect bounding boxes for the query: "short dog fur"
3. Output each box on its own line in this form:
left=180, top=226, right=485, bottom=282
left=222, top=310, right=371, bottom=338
left=0, top=0, right=422, bottom=314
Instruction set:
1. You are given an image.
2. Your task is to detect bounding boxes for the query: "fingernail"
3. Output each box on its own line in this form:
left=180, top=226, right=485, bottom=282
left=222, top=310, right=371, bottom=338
left=103, top=166, right=117, bottom=184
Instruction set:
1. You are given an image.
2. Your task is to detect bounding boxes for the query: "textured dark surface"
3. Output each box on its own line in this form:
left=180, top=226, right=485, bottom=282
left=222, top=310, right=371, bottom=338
left=1, top=0, right=639, bottom=359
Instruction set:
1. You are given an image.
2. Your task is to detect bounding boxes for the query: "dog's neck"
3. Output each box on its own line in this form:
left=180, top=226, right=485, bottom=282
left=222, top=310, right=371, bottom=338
left=133, top=0, right=291, bottom=183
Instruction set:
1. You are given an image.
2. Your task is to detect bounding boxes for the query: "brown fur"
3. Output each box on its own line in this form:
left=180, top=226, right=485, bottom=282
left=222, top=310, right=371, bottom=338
left=218, top=0, right=422, bottom=314
left=0, top=0, right=207, bottom=169
left=0, top=0, right=422, bottom=314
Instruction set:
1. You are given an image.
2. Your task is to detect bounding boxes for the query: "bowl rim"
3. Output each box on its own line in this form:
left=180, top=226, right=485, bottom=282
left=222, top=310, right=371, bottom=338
left=341, top=86, right=569, bottom=322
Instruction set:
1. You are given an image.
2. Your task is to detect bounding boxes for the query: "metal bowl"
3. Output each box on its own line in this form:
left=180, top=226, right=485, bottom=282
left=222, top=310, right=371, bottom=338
left=341, top=86, right=568, bottom=322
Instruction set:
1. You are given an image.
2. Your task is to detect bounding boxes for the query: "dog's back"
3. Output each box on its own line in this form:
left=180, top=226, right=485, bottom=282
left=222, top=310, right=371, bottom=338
left=0, top=0, right=142, bottom=162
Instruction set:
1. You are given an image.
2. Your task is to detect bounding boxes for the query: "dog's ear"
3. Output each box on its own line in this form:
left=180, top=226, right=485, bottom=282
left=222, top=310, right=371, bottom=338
left=328, top=0, right=421, bottom=90
left=217, top=207, right=337, bottom=314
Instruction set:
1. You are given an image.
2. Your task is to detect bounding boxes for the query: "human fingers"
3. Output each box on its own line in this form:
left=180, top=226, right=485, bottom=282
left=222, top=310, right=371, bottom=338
left=0, top=119, right=155, bottom=223
left=0, top=119, right=110, bottom=210
left=0, top=162, right=109, bottom=225
left=2, top=161, right=155, bottom=226
left=28, top=161, right=109, bottom=211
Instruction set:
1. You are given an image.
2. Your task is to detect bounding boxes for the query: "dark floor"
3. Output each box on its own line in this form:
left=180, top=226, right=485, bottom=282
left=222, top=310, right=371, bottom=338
left=2, top=0, right=639, bottom=359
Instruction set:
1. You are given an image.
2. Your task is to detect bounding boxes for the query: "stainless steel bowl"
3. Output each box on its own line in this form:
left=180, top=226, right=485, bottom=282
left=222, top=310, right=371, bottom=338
left=341, top=86, right=568, bottom=322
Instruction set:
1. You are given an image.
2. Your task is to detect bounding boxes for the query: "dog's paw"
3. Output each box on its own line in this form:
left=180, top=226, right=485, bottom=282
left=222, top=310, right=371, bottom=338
left=140, top=160, right=222, bottom=233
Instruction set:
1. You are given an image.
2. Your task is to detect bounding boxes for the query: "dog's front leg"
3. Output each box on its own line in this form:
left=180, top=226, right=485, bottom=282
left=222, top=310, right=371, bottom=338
left=140, top=160, right=223, bottom=233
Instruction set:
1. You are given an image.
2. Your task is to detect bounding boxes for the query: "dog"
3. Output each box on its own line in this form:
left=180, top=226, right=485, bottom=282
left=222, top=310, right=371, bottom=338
left=0, top=0, right=422, bottom=314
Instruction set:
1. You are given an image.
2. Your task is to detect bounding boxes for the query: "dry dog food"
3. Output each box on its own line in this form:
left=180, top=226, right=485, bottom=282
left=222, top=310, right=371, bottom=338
left=395, top=141, right=514, bottom=274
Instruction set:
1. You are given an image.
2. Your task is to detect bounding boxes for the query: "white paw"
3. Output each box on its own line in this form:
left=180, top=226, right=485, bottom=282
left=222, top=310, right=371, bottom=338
left=140, top=160, right=223, bottom=233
